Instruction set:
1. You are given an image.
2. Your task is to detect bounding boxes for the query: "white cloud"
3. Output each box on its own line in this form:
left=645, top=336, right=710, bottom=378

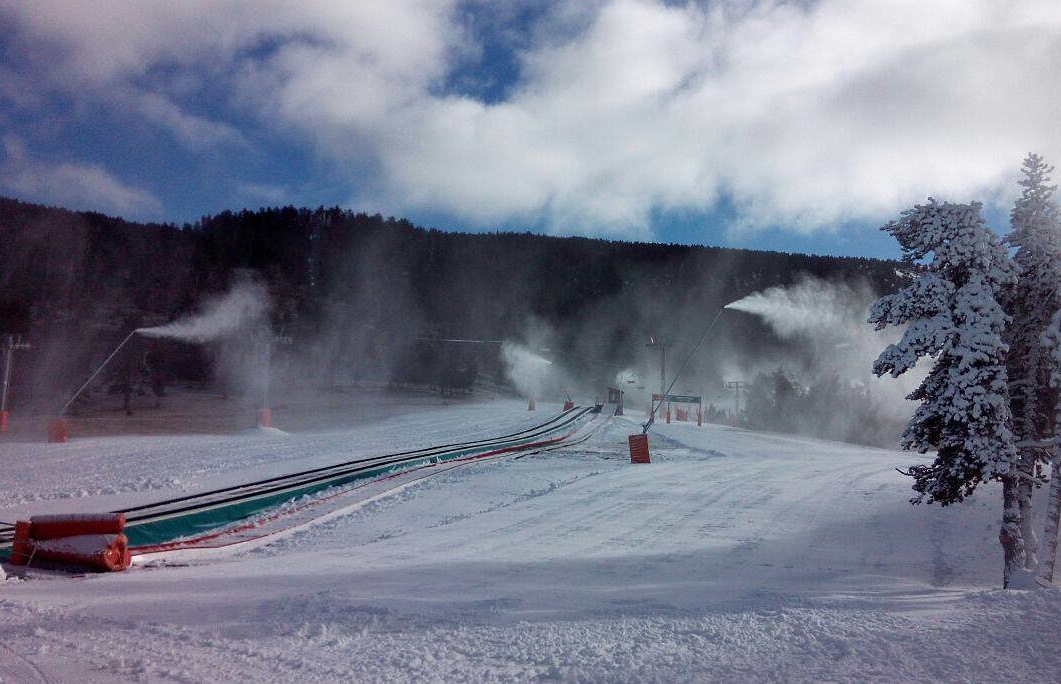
left=233, top=180, right=291, bottom=207
left=133, top=93, right=246, bottom=152
left=0, top=0, right=459, bottom=154
left=0, top=136, right=163, bottom=218
left=382, top=0, right=1061, bottom=236
left=3, top=0, right=1060, bottom=237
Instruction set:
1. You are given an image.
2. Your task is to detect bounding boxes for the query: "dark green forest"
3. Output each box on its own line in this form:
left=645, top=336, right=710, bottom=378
left=0, top=197, right=903, bottom=425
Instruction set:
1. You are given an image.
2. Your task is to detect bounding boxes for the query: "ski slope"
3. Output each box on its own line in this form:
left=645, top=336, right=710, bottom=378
left=2, top=399, right=1060, bottom=682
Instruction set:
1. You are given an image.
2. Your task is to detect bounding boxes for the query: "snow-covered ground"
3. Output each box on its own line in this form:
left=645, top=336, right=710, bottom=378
left=2, top=399, right=1060, bottom=682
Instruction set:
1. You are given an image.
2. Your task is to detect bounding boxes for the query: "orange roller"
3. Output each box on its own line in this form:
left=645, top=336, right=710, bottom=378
left=10, top=520, right=31, bottom=566
left=30, top=533, right=131, bottom=572
left=30, top=512, right=126, bottom=541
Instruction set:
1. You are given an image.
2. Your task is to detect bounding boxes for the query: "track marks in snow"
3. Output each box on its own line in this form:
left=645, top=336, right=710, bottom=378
left=0, top=637, right=49, bottom=683
left=6, top=593, right=1056, bottom=682
left=427, top=471, right=603, bottom=531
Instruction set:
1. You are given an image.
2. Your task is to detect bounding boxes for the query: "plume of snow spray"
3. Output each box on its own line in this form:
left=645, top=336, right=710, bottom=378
left=724, top=278, right=854, bottom=337
left=501, top=342, right=553, bottom=398
left=723, top=275, right=923, bottom=441
left=139, top=280, right=270, bottom=343
left=724, top=277, right=888, bottom=366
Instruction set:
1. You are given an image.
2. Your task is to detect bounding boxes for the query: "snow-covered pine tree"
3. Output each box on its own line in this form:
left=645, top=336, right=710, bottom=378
left=868, top=198, right=1024, bottom=588
left=1003, top=153, right=1061, bottom=578
left=1040, top=315, right=1061, bottom=583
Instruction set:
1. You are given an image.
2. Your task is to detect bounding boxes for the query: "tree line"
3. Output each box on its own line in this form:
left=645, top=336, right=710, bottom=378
left=0, top=198, right=902, bottom=409
left=739, top=367, right=901, bottom=448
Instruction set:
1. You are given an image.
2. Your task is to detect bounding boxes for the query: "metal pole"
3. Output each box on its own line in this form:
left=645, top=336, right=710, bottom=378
left=1, top=336, right=13, bottom=412
left=725, top=380, right=744, bottom=424
left=646, top=337, right=669, bottom=420
left=262, top=339, right=271, bottom=412
left=59, top=330, right=137, bottom=415
left=660, top=344, right=666, bottom=398
left=643, top=308, right=726, bottom=434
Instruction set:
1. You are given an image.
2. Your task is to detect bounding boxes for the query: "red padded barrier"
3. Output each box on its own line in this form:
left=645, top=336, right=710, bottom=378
left=10, top=513, right=131, bottom=571
left=30, top=513, right=125, bottom=541
left=47, top=417, right=69, bottom=443
left=628, top=433, right=651, bottom=464
left=10, top=520, right=31, bottom=566
left=31, top=534, right=131, bottom=572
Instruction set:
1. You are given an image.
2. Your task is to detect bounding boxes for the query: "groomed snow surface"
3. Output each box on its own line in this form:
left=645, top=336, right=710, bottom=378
left=2, top=399, right=1060, bottom=682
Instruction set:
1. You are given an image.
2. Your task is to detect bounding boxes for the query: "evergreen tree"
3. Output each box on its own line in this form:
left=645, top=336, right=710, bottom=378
left=1003, top=153, right=1061, bottom=577
left=743, top=368, right=802, bottom=432
left=1040, top=315, right=1061, bottom=583
left=868, top=198, right=1024, bottom=587
left=741, top=372, right=773, bottom=429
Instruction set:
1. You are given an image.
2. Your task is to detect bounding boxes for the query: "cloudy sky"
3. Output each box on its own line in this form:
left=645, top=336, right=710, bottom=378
left=1, top=1, right=1058, bottom=258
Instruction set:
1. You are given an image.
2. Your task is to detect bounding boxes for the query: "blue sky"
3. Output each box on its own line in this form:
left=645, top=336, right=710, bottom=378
left=1, top=1, right=1058, bottom=259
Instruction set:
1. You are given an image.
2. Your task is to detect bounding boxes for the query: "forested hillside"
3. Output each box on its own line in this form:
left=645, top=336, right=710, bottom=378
left=0, top=197, right=902, bottom=412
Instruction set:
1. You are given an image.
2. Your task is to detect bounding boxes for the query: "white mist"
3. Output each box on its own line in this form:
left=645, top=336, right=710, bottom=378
left=139, top=279, right=270, bottom=343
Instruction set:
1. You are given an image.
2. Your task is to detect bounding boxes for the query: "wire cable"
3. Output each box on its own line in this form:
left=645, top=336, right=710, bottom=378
left=643, top=308, right=725, bottom=434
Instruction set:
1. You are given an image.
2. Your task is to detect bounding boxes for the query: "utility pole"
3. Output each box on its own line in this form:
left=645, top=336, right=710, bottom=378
left=645, top=337, right=670, bottom=421
left=638, top=308, right=728, bottom=437
left=724, top=380, right=745, bottom=425
left=1, top=334, right=31, bottom=433
left=261, top=337, right=271, bottom=424
left=259, top=330, right=292, bottom=428
left=645, top=336, right=669, bottom=396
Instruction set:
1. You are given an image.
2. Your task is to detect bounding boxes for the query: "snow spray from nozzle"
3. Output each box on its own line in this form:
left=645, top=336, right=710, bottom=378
left=642, top=307, right=726, bottom=435
left=56, top=281, right=271, bottom=416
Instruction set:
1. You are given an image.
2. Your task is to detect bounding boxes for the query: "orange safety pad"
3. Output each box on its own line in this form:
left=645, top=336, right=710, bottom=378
left=30, top=513, right=126, bottom=541
left=31, top=533, right=131, bottom=572
left=10, top=520, right=32, bottom=566
left=628, top=433, right=651, bottom=464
